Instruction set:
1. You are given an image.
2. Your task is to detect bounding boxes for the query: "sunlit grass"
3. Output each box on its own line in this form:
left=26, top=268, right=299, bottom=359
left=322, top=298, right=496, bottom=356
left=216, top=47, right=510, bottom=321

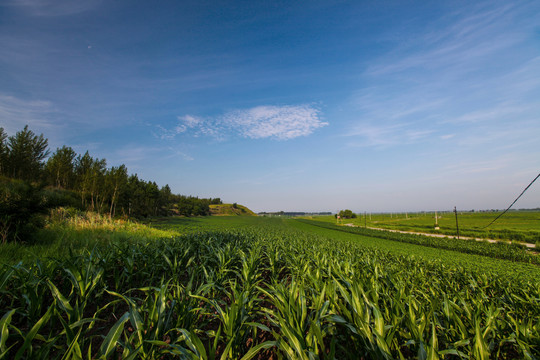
left=0, top=210, right=180, bottom=265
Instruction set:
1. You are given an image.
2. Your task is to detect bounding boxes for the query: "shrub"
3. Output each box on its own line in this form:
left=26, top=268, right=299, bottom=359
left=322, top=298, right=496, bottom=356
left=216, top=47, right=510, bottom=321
left=338, top=209, right=356, bottom=219
left=0, top=178, right=47, bottom=243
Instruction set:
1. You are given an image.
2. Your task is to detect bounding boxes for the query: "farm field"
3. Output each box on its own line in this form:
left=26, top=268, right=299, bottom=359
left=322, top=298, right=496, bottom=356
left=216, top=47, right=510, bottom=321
left=312, top=211, right=540, bottom=245
left=0, top=215, right=538, bottom=359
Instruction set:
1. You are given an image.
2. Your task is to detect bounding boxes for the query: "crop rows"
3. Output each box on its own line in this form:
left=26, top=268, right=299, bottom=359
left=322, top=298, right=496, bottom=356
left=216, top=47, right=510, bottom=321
left=1, top=226, right=539, bottom=359
left=358, top=212, right=540, bottom=245
left=296, top=219, right=539, bottom=265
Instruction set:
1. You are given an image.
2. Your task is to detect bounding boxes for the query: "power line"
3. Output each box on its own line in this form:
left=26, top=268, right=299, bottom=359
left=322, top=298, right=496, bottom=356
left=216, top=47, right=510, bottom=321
left=483, top=172, right=540, bottom=229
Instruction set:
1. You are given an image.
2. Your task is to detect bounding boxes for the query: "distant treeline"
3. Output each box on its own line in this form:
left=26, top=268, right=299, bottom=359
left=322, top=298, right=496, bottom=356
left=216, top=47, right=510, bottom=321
left=0, top=125, right=221, bottom=242
left=259, top=211, right=332, bottom=217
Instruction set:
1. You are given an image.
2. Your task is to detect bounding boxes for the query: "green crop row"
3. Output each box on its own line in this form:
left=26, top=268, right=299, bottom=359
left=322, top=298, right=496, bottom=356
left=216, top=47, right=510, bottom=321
left=296, top=219, right=540, bottom=265
left=287, top=218, right=540, bottom=283
left=1, top=223, right=538, bottom=359
left=328, top=211, right=540, bottom=244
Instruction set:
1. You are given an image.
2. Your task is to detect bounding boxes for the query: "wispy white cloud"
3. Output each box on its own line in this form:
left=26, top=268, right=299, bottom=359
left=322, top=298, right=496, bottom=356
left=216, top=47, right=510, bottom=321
left=345, top=122, right=435, bottom=148
left=223, top=105, right=326, bottom=140
left=366, top=3, right=525, bottom=77
left=154, top=114, right=220, bottom=140
left=346, top=2, right=540, bottom=152
left=345, top=86, right=445, bottom=148
left=158, top=104, right=327, bottom=141
left=444, top=103, right=533, bottom=124
left=441, top=157, right=514, bottom=175
left=453, top=121, right=538, bottom=149
left=166, top=148, right=194, bottom=162
left=106, top=144, right=193, bottom=172
left=3, top=0, right=101, bottom=17
left=0, top=94, right=59, bottom=134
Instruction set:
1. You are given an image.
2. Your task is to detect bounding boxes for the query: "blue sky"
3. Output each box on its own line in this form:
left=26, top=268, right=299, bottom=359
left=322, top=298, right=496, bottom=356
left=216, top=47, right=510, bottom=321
left=1, top=0, right=539, bottom=212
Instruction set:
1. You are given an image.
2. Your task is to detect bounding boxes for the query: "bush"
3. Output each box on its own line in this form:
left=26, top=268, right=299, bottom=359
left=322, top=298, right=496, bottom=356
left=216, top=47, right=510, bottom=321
left=338, top=209, right=356, bottom=219
left=0, top=178, right=47, bottom=243
left=48, top=207, right=86, bottom=223
left=42, top=187, right=82, bottom=209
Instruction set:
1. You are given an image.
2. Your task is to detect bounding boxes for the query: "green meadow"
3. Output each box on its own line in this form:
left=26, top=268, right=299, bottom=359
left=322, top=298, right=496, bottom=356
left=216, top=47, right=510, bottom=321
left=313, top=210, right=540, bottom=245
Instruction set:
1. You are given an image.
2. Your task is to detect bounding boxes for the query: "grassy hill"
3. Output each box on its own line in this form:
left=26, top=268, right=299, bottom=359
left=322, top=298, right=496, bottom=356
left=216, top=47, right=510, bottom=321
left=209, top=203, right=256, bottom=216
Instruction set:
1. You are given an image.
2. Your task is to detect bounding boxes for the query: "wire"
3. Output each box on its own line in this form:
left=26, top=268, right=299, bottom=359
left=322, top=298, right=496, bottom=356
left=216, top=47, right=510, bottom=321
left=483, top=172, right=540, bottom=229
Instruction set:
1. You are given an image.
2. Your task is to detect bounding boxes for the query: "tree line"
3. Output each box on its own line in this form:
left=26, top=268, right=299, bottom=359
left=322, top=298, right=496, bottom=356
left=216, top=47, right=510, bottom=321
left=336, top=209, right=357, bottom=219
left=0, top=125, right=222, bottom=242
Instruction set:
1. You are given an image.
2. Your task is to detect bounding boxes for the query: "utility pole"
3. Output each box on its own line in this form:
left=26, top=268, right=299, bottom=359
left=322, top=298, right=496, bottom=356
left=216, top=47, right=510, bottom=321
left=454, top=206, right=460, bottom=240
left=364, top=211, right=367, bottom=228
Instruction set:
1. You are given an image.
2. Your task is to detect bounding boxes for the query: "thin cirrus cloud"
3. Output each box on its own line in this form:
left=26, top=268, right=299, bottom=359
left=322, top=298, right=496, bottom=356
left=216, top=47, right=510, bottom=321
left=346, top=2, right=539, bottom=151
left=0, top=94, right=58, bottom=134
left=4, top=0, right=101, bottom=17
left=157, top=104, right=327, bottom=141
left=345, top=123, right=435, bottom=148
left=365, top=3, right=520, bottom=77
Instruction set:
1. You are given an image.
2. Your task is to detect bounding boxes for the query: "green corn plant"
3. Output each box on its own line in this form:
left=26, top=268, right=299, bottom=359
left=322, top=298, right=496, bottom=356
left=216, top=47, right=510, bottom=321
left=193, top=279, right=271, bottom=360
left=62, top=251, right=105, bottom=321
left=332, top=279, right=392, bottom=359
left=106, top=282, right=178, bottom=359
left=95, top=312, right=130, bottom=360
left=13, top=304, right=55, bottom=360
left=259, top=280, right=335, bottom=360
left=235, top=249, right=263, bottom=293
left=0, top=309, right=17, bottom=358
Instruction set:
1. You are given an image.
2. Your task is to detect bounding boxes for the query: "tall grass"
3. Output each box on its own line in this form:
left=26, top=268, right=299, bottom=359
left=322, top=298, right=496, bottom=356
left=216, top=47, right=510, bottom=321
left=0, top=209, right=178, bottom=265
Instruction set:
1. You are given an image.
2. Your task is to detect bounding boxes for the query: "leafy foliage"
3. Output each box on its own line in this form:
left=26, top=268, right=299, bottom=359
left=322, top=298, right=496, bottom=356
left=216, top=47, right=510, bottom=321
left=0, top=178, right=47, bottom=243
left=45, top=146, right=76, bottom=188
left=1, top=126, right=223, bottom=221
left=338, top=209, right=356, bottom=219
left=0, top=128, right=7, bottom=176
left=4, top=125, right=49, bottom=181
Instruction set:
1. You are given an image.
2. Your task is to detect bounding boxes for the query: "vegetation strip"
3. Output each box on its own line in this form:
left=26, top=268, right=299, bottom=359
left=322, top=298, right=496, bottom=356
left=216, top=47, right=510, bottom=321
left=295, top=218, right=539, bottom=265
left=366, top=226, right=536, bottom=249
left=332, top=211, right=540, bottom=245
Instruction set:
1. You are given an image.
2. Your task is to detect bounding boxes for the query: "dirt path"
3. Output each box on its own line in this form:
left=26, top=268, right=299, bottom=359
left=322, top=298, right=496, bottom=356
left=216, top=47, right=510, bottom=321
left=342, top=223, right=536, bottom=249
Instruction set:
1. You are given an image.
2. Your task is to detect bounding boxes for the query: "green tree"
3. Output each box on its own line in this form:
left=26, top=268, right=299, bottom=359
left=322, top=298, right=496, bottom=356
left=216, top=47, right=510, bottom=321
left=0, top=178, right=47, bottom=243
left=6, top=125, right=49, bottom=181
left=123, top=175, right=159, bottom=218
left=158, top=184, right=173, bottom=216
left=146, top=181, right=160, bottom=216
left=88, top=158, right=107, bottom=212
left=74, top=152, right=106, bottom=212
left=105, top=165, right=128, bottom=217
left=338, top=209, right=356, bottom=219
left=176, top=197, right=194, bottom=217
left=74, top=151, right=93, bottom=207
left=0, top=128, right=7, bottom=176
left=45, top=146, right=76, bottom=188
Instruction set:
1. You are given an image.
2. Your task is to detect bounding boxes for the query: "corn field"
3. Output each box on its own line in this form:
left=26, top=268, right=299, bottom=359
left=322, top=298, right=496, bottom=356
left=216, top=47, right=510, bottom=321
left=0, top=222, right=538, bottom=359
